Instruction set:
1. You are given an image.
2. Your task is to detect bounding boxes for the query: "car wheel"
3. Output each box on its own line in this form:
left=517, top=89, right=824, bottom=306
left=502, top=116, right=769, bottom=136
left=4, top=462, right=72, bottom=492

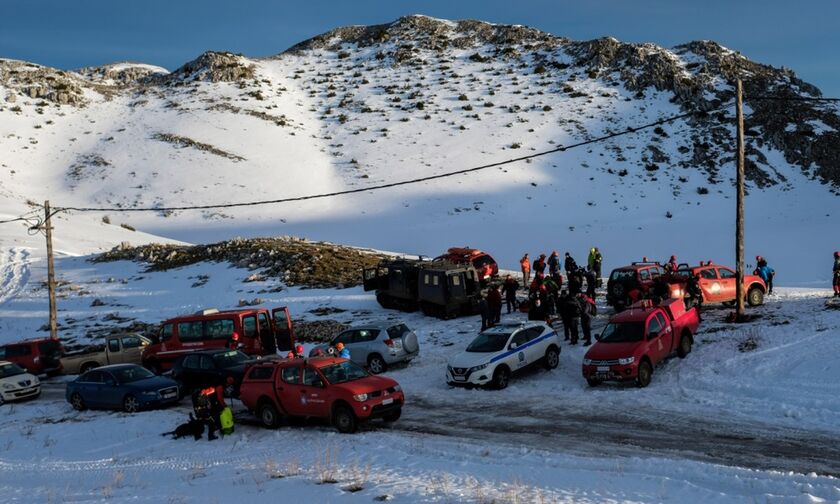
left=677, top=333, right=693, bottom=359
left=123, top=394, right=140, bottom=413
left=382, top=408, right=401, bottom=423
left=367, top=354, right=387, bottom=374
left=258, top=401, right=280, bottom=429
left=333, top=405, right=358, bottom=433
left=586, top=378, right=601, bottom=387
left=543, top=345, right=560, bottom=370
left=70, top=392, right=86, bottom=411
left=747, top=287, right=764, bottom=307
left=492, top=366, right=510, bottom=390
left=636, top=361, right=652, bottom=388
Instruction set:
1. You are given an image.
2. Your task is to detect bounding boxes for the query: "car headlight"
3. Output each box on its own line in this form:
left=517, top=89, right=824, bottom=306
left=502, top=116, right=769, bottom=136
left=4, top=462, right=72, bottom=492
left=469, top=363, right=489, bottom=373
left=618, top=357, right=635, bottom=365
left=582, top=358, right=592, bottom=365
left=2, top=383, right=13, bottom=390
left=141, top=390, right=158, bottom=397
left=392, top=385, right=402, bottom=392
left=353, top=393, right=368, bottom=402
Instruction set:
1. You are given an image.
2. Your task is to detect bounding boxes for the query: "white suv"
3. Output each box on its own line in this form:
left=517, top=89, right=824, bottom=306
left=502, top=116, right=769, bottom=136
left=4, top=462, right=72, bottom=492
left=446, top=322, right=560, bottom=389
left=0, top=360, right=41, bottom=405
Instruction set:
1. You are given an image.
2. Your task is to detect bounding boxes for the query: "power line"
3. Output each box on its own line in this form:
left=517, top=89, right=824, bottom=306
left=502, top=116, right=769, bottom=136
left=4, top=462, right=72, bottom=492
left=55, top=104, right=731, bottom=214
left=750, top=95, right=840, bottom=102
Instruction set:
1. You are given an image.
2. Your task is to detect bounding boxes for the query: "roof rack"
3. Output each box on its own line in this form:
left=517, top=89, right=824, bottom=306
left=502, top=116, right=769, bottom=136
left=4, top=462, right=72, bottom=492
left=194, top=308, right=220, bottom=316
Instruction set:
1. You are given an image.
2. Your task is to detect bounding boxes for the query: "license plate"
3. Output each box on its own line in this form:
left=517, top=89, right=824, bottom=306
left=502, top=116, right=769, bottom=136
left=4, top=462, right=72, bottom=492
left=382, top=398, right=394, bottom=405
left=453, top=376, right=466, bottom=381
left=596, top=373, right=610, bottom=379
left=597, top=366, right=610, bottom=372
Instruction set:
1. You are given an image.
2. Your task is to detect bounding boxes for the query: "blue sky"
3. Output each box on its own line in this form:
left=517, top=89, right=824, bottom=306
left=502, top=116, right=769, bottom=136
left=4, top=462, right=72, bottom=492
left=2, top=0, right=838, bottom=96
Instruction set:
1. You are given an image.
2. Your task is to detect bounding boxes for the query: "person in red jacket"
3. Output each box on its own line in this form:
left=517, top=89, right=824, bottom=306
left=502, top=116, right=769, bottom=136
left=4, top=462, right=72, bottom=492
left=487, top=285, right=503, bottom=324
left=534, top=254, right=547, bottom=275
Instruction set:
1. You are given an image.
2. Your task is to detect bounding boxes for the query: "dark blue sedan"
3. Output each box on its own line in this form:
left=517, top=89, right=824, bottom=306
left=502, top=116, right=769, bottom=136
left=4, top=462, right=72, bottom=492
left=66, top=364, right=180, bottom=413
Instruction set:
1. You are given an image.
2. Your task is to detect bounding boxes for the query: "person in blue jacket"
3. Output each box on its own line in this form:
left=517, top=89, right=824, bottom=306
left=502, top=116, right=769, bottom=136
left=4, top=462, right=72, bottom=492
left=754, top=256, right=775, bottom=295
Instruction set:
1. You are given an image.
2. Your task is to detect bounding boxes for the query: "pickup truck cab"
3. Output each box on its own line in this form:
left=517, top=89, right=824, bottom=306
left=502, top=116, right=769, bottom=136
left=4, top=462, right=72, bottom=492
left=606, top=261, right=682, bottom=311
left=446, top=321, right=560, bottom=389
left=239, top=357, right=404, bottom=433
left=61, top=334, right=150, bottom=375
left=672, top=262, right=766, bottom=306
left=582, top=298, right=700, bottom=387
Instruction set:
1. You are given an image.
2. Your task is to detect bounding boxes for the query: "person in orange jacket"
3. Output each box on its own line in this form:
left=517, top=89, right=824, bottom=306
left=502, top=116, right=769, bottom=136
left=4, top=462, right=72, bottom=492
left=520, top=254, right=531, bottom=287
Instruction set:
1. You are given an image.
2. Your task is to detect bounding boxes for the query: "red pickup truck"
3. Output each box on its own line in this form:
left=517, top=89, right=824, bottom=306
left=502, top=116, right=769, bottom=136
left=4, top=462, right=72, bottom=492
left=672, top=262, right=767, bottom=306
left=582, top=298, right=700, bottom=387
left=239, top=357, right=404, bottom=433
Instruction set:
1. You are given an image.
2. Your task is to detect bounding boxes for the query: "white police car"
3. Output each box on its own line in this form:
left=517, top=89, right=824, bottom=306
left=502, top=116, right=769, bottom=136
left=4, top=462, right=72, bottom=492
left=446, top=322, right=560, bottom=389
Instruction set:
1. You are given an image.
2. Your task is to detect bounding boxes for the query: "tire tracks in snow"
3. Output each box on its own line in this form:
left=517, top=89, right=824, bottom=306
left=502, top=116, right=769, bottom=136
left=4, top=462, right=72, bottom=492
left=0, top=247, right=31, bottom=307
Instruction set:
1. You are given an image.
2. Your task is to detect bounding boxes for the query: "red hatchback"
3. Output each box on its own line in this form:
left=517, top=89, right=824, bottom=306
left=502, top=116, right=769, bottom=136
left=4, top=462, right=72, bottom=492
left=142, top=307, right=295, bottom=373
left=0, top=338, right=63, bottom=376
left=239, top=357, right=404, bottom=433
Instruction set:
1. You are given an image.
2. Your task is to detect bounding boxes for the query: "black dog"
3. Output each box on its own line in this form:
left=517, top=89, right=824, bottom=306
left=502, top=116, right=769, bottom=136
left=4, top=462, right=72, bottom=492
left=161, top=413, right=205, bottom=440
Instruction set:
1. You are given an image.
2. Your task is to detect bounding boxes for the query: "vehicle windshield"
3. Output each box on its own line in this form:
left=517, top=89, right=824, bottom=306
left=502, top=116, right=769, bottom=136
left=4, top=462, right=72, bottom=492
left=599, top=323, right=645, bottom=343
left=0, top=362, right=26, bottom=378
left=466, top=332, right=511, bottom=353
left=320, top=361, right=369, bottom=384
left=112, top=366, right=155, bottom=384
left=213, top=350, right=250, bottom=368
left=610, top=270, right=636, bottom=281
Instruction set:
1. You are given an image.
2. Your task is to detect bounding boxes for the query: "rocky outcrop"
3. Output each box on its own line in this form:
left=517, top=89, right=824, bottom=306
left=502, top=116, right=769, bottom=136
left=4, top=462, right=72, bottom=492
left=0, top=59, right=87, bottom=105
left=157, top=51, right=256, bottom=84
left=77, top=62, right=168, bottom=86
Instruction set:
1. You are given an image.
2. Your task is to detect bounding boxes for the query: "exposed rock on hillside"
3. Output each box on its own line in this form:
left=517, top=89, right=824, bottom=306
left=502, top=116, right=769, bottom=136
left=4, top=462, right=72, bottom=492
left=158, top=51, right=256, bottom=84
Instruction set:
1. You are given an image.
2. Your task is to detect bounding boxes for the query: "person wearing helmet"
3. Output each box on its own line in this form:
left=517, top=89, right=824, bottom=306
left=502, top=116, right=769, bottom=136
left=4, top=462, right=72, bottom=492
left=666, top=255, right=678, bottom=273
left=833, top=251, right=840, bottom=297
left=227, top=331, right=241, bottom=350
left=336, top=342, right=350, bottom=359
left=295, top=344, right=305, bottom=358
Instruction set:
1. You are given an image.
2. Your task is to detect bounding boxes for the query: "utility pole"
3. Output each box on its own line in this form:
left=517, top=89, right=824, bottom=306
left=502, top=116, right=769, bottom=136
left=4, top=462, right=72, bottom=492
left=44, top=200, right=58, bottom=340
left=735, top=80, right=746, bottom=320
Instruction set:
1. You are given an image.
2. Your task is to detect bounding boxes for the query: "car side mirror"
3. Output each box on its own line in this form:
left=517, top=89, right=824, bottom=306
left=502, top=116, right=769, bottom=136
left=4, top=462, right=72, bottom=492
left=509, top=342, right=519, bottom=350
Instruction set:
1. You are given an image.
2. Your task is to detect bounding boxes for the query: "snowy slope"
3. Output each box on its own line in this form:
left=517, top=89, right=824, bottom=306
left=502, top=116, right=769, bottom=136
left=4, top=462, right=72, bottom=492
left=1, top=16, right=839, bottom=283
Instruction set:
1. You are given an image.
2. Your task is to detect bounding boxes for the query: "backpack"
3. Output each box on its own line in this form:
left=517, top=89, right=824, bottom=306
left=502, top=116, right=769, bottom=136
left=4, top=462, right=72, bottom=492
left=219, top=407, right=234, bottom=435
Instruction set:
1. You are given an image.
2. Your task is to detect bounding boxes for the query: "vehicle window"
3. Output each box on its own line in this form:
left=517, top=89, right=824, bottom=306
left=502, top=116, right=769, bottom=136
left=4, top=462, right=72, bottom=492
left=205, top=318, right=234, bottom=340
left=213, top=351, right=249, bottom=368
left=524, top=326, right=545, bottom=341
left=473, top=255, right=494, bottom=268
left=320, top=361, right=369, bottom=384
left=610, top=270, right=635, bottom=281
left=0, top=347, right=4, bottom=359
left=700, top=268, right=718, bottom=279
left=451, top=275, right=461, bottom=286
left=0, top=362, right=26, bottom=378
left=423, top=274, right=430, bottom=285
left=511, top=331, right=530, bottom=347
left=281, top=366, right=300, bottom=384
left=386, top=324, right=410, bottom=340
left=160, top=324, right=173, bottom=342
left=248, top=366, right=273, bottom=380
left=112, top=366, right=154, bottom=383
left=650, top=267, right=661, bottom=279
left=122, top=336, right=142, bottom=349
left=100, top=371, right=117, bottom=385
left=257, top=313, right=270, bottom=335
left=199, top=355, right=216, bottom=370
left=333, top=331, right=355, bottom=346
left=3, top=345, right=31, bottom=357
left=639, top=268, right=651, bottom=281
left=182, top=354, right=200, bottom=369
left=39, top=340, right=62, bottom=354
left=647, top=315, right=664, bottom=339
left=599, top=323, right=644, bottom=343
left=177, top=321, right=203, bottom=342
left=433, top=275, right=440, bottom=286
left=302, top=367, right=322, bottom=386
left=356, top=330, right=379, bottom=343
left=466, top=332, right=511, bottom=353
left=107, top=339, right=121, bottom=353
left=718, top=268, right=736, bottom=279
left=655, top=313, right=669, bottom=330
left=243, top=316, right=257, bottom=338
left=83, top=370, right=104, bottom=383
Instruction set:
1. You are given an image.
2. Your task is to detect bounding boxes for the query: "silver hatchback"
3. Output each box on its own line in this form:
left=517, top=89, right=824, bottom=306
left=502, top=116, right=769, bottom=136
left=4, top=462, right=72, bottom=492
left=310, top=322, right=420, bottom=374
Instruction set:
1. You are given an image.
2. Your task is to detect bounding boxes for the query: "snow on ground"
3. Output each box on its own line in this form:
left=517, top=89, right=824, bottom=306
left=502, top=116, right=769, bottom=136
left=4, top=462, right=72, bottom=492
left=1, top=249, right=839, bottom=501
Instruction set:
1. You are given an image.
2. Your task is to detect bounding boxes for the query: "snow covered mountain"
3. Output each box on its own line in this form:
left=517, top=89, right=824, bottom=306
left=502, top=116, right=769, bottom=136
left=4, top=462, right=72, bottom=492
left=1, top=15, right=838, bottom=281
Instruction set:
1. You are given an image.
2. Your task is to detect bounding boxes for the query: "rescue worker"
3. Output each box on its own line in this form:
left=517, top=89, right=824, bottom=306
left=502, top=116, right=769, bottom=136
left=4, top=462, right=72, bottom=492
left=593, top=247, right=603, bottom=287
left=529, top=271, right=545, bottom=299
left=567, top=268, right=583, bottom=295
left=528, top=298, right=549, bottom=324
left=833, top=251, right=840, bottom=297
left=561, top=291, right=581, bottom=344
left=584, top=267, right=597, bottom=299
left=548, top=251, right=560, bottom=275
left=520, top=253, right=531, bottom=287
left=226, top=331, right=241, bottom=351
left=336, top=342, right=351, bottom=359
left=295, top=344, right=305, bottom=358
left=501, top=275, right=519, bottom=313
left=534, top=254, right=547, bottom=275
left=542, top=274, right=560, bottom=315
left=666, top=255, right=678, bottom=273
left=685, top=273, right=703, bottom=310
left=650, top=275, right=671, bottom=304
left=754, top=257, right=775, bottom=295
left=487, top=285, right=503, bottom=324
left=564, top=252, right=578, bottom=276
left=556, top=291, right=572, bottom=340
left=192, top=385, right=225, bottom=441
left=578, top=293, right=596, bottom=346
left=479, top=296, right=492, bottom=331
left=587, top=248, right=597, bottom=272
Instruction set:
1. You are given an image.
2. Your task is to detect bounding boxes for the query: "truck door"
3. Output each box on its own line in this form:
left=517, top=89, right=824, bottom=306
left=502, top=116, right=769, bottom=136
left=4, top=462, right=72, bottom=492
left=645, top=313, right=671, bottom=363
left=449, top=273, right=465, bottom=301
left=362, top=267, right=387, bottom=292
left=106, top=338, right=124, bottom=364
left=271, top=307, right=295, bottom=353
left=257, top=312, right=276, bottom=355
left=716, top=267, right=738, bottom=301
left=119, top=335, right=146, bottom=365
left=698, top=267, right=721, bottom=302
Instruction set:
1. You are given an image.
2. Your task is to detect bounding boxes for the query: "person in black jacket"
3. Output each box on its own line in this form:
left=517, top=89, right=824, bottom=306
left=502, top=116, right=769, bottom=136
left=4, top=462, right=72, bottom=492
left=833, top=251, right=840, bottom=297
left=479, top=297, right=491, bottom=331
left=584, top=267, right=597, bottom=299
left=560, top=292, right=581, bottom=344
left=568, top=268, right=583, bottom=295
left=528, top=298, right=549, bottom=324
left=534, top=254, right=547, bottom=275
left=501, top=275, right=519, bottom=313
left=578, top=293, right=596, bottom=346
left=547, top=251, right=560, bottom=275
left=564, top=252, right=578, bottom=275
